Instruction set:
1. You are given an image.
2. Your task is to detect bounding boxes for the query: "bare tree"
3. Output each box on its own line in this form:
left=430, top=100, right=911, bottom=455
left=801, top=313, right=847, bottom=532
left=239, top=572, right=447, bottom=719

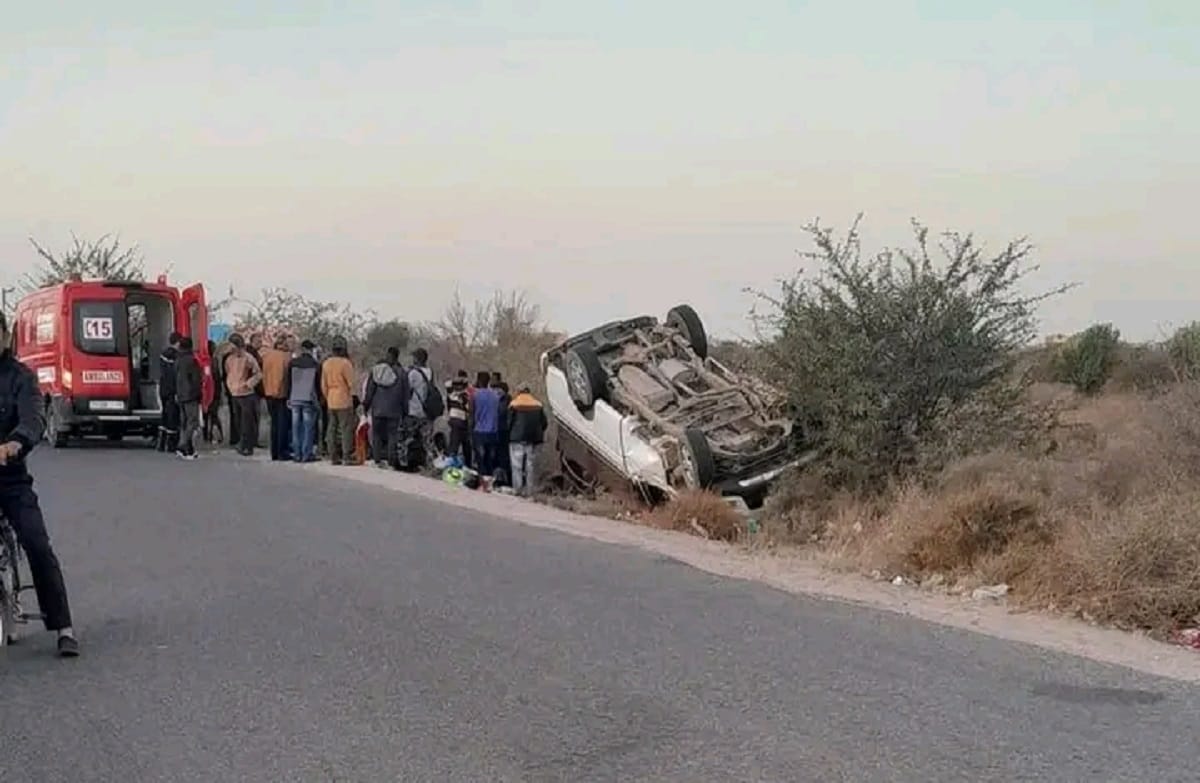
left=213, top=287, right=378, bottom=361
left=22, top=234, right=146, bottom=293
left=426, top=288, right=558, bottom=388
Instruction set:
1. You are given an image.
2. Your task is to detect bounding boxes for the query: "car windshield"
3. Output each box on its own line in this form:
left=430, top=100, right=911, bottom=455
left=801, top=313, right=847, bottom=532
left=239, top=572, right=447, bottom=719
left=72, top=300, right=124, bottom=356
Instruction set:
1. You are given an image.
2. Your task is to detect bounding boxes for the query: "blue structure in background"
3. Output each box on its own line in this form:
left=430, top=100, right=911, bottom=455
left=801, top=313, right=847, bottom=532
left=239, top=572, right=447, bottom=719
left=208, top=322, right=233, bottom=343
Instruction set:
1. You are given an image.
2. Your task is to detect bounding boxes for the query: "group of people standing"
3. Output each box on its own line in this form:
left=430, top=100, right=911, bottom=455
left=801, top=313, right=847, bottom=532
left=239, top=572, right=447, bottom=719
left=157, top=330, right=548, bottom=495
left=442, top=370, right=548, bottom=495
left=208, top=332, right=387, bottom=465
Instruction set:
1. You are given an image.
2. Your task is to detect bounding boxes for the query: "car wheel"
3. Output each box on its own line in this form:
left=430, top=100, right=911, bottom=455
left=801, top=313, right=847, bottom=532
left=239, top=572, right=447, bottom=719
left=564, top=345, right=608, bottom=410
left=666, top=305, right=709, bottom=359
left=679, top=428, right=717, bottom=489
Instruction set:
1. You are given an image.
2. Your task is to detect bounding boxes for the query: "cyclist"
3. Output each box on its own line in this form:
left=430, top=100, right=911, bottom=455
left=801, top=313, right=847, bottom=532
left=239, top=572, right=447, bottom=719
left=0, top=312, right=78, bottom=657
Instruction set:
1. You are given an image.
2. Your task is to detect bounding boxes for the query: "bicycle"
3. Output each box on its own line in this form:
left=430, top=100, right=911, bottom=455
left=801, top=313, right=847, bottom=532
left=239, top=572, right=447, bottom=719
left=0, top=513, right=39, bottom=647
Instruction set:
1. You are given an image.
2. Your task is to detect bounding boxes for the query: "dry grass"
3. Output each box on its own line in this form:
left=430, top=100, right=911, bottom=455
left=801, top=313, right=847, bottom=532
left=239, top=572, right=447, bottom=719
left=768, top=381, right=1200, bottom=634
left=535, top=487, right=633, bottom=519
left=647, top=490, right=746, bottom=542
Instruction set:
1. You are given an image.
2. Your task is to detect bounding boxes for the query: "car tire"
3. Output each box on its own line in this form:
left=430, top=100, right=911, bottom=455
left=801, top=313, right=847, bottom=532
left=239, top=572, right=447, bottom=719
left=564, top=345, right=608, bottom=410
left=680, top=428, right=717, bottom=489
left=666, top=305, right=709, bottom=359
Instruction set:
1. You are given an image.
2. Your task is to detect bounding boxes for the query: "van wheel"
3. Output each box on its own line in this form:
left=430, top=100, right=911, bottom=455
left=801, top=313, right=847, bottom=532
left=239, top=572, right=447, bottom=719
left=679, top=428, right=717, bottom=489
left=564, top=345, right=608, bottom=410
left=666, top=305, right=709, bottom=359
left=45, top=405, right=68, bottom=449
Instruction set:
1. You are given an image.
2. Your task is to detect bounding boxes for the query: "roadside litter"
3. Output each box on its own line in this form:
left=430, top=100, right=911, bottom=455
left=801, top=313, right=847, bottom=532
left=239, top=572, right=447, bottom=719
left=1170, top=628, right=1200, bottom=650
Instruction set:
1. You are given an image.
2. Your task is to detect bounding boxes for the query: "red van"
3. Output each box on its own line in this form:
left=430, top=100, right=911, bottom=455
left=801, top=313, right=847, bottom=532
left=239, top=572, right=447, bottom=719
left=11, top=277, right=212, bottom=446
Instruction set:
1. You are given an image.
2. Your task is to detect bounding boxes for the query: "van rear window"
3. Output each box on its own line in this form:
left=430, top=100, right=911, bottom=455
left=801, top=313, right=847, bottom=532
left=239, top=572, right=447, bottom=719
left=73, top=301, right=122, bottom=356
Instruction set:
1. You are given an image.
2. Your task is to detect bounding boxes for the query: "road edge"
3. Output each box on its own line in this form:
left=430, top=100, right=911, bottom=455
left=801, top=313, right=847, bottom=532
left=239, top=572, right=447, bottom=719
left=261, top=457, right=1200, bottom=683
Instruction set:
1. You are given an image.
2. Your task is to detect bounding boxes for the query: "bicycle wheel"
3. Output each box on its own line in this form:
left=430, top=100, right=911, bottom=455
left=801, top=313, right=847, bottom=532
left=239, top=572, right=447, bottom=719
left=0, top=584, right=12, bottom=647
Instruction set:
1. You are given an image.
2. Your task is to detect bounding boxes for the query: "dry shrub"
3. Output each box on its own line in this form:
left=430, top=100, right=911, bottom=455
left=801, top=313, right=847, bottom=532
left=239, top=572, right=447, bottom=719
left=809, top=381, right=1200, bottom=632
left=648, top=490, right=745, bottom=542
left=759, top=471, right=837, bottom=542
left=536, top=488, right=632, bottom=518
left=900, top=479, right=1048, bottom=576
left=1025, top=493, right=1200, bottom=630
left=1107, top=343, right=1174, bottom=392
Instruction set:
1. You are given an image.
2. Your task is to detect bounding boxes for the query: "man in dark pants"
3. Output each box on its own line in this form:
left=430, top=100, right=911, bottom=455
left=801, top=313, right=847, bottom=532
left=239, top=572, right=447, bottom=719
left=156, top=331, right=181, bottom=452
left=363, top=346, right=407, bottom=468
left=174, top=336, right=203, bottom=460
left=0, top=313, right=78, bottom=657
left=224, top=334, right=263, bottom=456
left=260, top=334, right=293, bottom=461
left=445, top=371, right=472, bottom=466
left=222, top=344, right=240, bottom=449
left=247, top=333, right=266, bottom=449
left=491, top=372, right=512, bottom=485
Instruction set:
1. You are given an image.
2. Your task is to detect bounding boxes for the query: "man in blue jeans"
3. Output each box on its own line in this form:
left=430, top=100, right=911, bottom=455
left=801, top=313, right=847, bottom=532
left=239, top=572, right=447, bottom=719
left=471, top=379, right=502, bottom=477
left=283, top=339, right=322, bottom=462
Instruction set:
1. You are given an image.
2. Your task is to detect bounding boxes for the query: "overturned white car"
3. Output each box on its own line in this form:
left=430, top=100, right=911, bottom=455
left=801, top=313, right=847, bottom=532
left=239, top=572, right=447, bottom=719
left=542, top=305, right=803, bottom=511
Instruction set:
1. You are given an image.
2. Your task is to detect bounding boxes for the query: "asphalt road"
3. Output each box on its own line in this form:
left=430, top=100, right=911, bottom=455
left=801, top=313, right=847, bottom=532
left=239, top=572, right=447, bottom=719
left=1, top=445, right=1197, bottom=782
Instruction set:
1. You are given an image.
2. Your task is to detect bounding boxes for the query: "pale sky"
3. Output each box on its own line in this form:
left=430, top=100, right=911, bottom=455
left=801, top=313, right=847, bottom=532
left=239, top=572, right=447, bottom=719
left=1, top=1, right=1196, bottom=341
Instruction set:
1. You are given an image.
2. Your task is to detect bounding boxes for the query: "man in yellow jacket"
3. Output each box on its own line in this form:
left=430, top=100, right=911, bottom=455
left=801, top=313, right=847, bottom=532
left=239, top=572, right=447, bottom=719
left=320, top=336, right=357, bottom=465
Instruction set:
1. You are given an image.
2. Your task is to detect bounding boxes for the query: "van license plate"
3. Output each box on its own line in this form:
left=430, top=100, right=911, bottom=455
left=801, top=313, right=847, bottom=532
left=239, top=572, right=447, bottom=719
left=82, top=371, right=124, bottom=385
left=89, top=400, right=125, bottom=412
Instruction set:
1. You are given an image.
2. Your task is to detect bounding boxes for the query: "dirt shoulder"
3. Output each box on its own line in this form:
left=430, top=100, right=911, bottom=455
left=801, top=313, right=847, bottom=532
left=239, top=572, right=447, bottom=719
left=261, top=458, right=1200, bottom=682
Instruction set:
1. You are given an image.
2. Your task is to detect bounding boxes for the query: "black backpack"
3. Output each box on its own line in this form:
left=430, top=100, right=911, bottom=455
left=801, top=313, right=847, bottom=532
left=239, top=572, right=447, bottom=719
left=416, top=368, right=444, bottom=419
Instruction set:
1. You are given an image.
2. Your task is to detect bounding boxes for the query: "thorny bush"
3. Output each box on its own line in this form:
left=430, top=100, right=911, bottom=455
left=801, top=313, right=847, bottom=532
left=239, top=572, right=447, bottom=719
left=754, top=217, right=1069, bottom=493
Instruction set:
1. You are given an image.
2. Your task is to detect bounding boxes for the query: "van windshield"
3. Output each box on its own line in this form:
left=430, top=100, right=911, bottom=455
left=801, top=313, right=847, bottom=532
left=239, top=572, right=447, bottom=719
left=72, top=301, right=123, bottom=356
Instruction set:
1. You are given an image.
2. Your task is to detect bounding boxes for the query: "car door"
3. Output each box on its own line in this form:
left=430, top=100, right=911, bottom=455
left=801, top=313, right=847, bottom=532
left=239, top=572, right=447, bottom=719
left=179, top=283, right=214, bottom=408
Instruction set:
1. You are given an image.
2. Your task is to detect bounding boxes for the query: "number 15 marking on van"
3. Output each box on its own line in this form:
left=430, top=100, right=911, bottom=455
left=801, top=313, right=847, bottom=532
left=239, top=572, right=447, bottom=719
left=82, top=317, right=113, bottom=340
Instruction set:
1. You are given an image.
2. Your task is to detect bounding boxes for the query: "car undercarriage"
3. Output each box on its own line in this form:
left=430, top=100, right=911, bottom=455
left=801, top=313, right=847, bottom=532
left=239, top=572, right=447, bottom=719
left=545, top=306, right=795, bottom=496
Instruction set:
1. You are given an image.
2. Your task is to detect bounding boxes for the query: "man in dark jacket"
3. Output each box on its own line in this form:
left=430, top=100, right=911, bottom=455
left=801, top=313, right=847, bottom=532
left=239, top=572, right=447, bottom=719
left=0, top=312, right=78, bottom=656
left=156, top=332, right=181, bottom=452
left=283, top=339, right=322, bottom=463
left=363, top=346, right=408, bottom=468
left=491, top=372, right=512, bottom=484
left=204, top=340, right=224, bottom=444
left=507, top=384, right=548, bottom=496
left=174, top=336, right=203, bottom=460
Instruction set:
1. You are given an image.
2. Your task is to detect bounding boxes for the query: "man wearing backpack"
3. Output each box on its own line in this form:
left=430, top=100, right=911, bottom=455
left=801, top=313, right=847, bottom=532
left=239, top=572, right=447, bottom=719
left=363, top=346, right=407, bottom=468
left=401, top=348, right=442, bottom=469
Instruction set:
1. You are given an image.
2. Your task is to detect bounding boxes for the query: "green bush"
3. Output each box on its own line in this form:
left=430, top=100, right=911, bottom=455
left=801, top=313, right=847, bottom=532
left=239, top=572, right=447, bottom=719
left=1168, top=323, right=1200, bottom=380
left=754, top=217, right=1067, bottom=493
left=1052, top=323, right=1121, bottom=394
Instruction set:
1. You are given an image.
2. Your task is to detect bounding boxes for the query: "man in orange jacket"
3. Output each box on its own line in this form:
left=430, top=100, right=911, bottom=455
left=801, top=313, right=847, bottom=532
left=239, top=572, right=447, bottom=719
left=320, top=336, right=357, bottom=465
left=260, top=334, right=293, bottom=461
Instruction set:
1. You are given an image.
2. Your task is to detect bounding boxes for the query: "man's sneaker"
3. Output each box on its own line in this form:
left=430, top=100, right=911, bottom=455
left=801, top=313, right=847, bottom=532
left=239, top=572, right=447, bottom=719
left=57, top=634, right=80, bottom=658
